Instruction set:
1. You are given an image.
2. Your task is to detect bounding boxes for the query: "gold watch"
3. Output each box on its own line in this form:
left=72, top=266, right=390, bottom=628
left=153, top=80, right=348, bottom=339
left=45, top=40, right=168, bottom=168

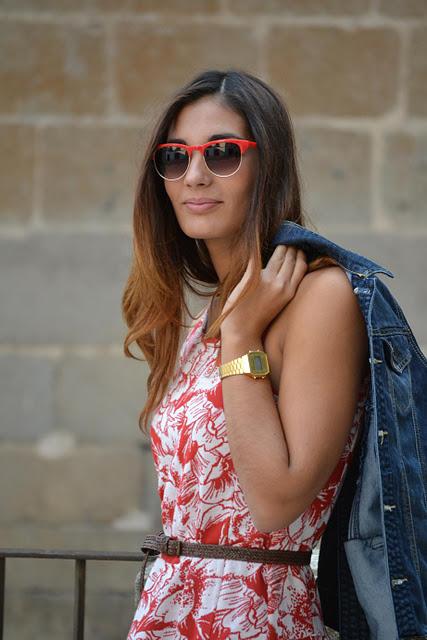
left=218, top=350, right=270, bottom=380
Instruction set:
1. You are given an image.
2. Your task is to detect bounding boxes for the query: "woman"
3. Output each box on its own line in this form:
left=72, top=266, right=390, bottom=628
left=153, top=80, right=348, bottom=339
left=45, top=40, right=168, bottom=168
left=123, top=69, right=370, bottom=639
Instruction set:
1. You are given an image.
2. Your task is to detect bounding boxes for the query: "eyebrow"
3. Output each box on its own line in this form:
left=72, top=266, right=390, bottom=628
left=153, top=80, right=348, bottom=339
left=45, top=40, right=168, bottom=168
left=166, top=133, right=245, bottom=144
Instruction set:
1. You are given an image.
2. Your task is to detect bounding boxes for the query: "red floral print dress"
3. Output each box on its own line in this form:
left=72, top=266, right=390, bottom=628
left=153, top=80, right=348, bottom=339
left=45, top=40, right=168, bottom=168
left=127, top=302, right=370, bottom=640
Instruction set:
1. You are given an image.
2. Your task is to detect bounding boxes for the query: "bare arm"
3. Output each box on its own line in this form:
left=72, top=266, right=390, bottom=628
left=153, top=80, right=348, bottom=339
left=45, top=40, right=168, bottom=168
left=220, top=266, right=369, bottom=533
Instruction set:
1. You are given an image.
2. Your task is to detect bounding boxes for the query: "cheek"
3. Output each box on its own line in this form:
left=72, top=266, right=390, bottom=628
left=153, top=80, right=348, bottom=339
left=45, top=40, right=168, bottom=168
left=164, top=184, right=185, bottom=216
left=232, top=170, right=255, bottom=204
left=164, top=183, right=178, bottom=204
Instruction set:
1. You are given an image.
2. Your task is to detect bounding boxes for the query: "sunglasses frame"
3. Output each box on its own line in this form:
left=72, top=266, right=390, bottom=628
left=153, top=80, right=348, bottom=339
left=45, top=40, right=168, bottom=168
left=153, top=138, right=258, bottom=181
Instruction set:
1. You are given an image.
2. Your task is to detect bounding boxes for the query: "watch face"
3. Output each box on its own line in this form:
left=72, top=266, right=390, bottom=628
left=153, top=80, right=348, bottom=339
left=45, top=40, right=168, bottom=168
left=253, top=353, right=265, bottom=372
left=248, top=351, right=270, bottom=376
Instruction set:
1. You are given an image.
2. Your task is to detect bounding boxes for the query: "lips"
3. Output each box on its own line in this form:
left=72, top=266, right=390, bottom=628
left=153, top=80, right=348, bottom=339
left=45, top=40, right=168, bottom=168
left=184, top=200, right=222, bottom=212
left=184, top=199, right=221, bottom=204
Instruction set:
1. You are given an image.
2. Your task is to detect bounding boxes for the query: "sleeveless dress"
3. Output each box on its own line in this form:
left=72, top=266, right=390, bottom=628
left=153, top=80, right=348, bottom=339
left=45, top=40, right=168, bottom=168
left=127, top=279, right=370, bottom=639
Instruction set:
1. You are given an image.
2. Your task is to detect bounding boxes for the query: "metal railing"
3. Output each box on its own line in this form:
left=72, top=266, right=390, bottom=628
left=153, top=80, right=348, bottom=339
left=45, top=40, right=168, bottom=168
left=0, top=548, right=146, bottom=640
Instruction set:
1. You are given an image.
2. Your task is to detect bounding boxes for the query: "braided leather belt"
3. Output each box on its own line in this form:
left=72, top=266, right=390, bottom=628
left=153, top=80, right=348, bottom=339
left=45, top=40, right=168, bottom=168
left=134, top=530, right=312, bottom=606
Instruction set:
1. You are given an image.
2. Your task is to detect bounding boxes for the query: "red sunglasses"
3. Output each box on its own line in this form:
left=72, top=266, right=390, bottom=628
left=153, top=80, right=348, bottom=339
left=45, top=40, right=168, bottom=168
left=153, top=138, right=257, bottom=181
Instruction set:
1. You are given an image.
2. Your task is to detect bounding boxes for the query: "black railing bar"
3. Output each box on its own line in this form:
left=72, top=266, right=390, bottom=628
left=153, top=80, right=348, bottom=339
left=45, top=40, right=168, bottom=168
left=0, top=557, right=4, bottom=639
left=74, top=559, right=86, bottom=640
left=0, top=549, right=146, bottom=561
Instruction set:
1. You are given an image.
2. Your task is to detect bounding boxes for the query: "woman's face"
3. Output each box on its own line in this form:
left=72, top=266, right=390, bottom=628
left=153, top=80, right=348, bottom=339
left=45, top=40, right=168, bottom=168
left=163, top=95, right=258, bottom=248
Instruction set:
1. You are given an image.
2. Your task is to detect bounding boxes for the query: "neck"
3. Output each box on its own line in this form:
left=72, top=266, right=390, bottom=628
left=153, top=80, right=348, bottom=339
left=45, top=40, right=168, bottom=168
left=205, top=293, right=220, bottom=333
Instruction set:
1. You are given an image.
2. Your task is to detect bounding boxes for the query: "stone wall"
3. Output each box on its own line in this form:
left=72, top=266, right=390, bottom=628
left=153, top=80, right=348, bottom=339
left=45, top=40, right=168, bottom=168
left=0, top=1, right=426, bottom=637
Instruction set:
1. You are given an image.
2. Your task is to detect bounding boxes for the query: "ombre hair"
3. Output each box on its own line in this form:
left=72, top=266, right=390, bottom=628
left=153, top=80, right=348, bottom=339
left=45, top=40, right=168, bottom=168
left=121, top=69, right=338, bottom=434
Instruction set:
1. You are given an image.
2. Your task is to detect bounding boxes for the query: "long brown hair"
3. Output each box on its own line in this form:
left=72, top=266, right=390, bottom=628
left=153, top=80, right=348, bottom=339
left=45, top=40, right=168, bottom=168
left=122, top=69, right=339, bottom=434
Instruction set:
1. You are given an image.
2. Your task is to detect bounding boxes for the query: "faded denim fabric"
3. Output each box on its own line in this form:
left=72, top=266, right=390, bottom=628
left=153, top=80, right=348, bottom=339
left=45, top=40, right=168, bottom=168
left=271, top=221, right=427, bottom=640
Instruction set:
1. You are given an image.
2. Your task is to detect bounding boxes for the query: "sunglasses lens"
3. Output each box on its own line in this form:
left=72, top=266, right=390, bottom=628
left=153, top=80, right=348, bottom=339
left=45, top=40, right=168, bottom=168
left=154, top=141, right=243, bottom=179
left=205, top=142, right=241, bottom=176
left=154, top=145, right=189, bottom=179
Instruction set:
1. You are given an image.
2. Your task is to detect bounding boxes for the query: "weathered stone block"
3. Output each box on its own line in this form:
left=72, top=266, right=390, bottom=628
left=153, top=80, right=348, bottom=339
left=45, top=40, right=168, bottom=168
left=0, top=125, right=35, bottom=224
left=1, top=0, right=86, bottom=8
left=0, top=354, right=55, bottom=442
left=114, top=22, right=258, bottom=113
left=295, top=126, right=372, bottom=228
left=328, top=230, right=427, bottom=350
left=54, top=353, right=149, bottom=443
left=92, top=0, right=220, bottom=12
left=267, top=27, right=399, bottom=117
left=0, top=444, right=145, bottom=524
left=41, top=125, right=143, bottom=223
left=378, top=0, right=427, bottom=17
left=382, top=131, right=427, bottom=226
left=0, top=21, right=107, bottom=115
left=0, top=232, right=132, bottom=344
left=0, top=446, right=42, bottom=521
left=228, top=0, right=370, bottom=15
left=408, top=27, right=427, bottom=117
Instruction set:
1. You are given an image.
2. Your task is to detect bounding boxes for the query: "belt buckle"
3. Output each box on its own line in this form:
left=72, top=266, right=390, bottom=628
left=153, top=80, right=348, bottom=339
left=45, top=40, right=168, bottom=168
left=160, top=535, right=181, bottom=557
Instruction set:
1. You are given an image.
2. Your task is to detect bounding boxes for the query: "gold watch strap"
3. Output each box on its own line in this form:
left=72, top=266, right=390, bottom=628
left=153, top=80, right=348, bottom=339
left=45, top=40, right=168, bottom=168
left=219, top=350, right=270, bottom=380
left=219, top=354, right=250, bottom=379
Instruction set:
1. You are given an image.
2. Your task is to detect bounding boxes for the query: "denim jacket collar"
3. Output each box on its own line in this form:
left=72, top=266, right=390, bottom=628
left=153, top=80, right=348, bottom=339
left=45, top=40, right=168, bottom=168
left=271, top=220, right=395, bottom=280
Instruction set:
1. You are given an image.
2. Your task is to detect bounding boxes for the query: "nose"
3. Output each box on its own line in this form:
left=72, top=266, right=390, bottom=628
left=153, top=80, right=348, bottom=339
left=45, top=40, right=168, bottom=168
left=184, top=149, right=212, bottom=185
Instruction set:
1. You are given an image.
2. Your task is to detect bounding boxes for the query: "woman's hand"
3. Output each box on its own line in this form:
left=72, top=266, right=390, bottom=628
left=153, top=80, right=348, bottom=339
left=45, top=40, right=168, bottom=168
left=221, top=245, right=308, bottom=338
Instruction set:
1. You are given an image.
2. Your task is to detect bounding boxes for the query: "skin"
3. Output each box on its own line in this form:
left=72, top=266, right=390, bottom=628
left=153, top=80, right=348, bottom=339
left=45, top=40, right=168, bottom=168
left=164, top=95, right=370, bottom=532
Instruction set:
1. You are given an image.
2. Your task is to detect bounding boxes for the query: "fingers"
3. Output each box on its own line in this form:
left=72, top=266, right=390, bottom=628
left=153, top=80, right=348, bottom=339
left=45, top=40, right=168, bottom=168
left=268, top=244, right=306, bottom=274
left=289, top=248, right=309, bottom=285
left=266, top=244, right=289, bottom=274
left=275, top=246, right=307, bottom=286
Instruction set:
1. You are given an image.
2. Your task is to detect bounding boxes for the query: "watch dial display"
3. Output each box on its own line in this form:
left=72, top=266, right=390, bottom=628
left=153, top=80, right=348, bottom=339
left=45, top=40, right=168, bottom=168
left=254, top=354, right=263, bottom=371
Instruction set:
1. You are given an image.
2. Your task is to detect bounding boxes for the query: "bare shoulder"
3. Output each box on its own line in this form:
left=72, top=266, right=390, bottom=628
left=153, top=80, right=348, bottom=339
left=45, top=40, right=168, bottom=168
left=270, top=265, right=359, bottom=352
left=293, top=264, right=354, bottom=304
left=284, top=265, right=369, bottom=373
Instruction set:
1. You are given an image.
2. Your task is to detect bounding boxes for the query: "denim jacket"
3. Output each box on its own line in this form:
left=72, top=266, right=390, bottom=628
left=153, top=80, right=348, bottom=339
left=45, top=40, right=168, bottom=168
left=271, top=221, right=427, bottom=640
